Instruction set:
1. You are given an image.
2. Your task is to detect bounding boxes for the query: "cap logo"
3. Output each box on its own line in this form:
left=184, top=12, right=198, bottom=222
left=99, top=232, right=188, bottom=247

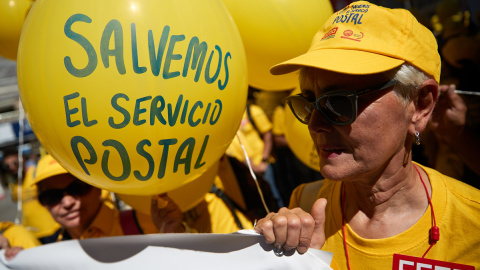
left=321, top=27, right=338, bottom=41
left=343, top=30, right=353, bottom=36
left=332, top=3, right=370, bottom=25
left=341, top=30, right=363, bottom=41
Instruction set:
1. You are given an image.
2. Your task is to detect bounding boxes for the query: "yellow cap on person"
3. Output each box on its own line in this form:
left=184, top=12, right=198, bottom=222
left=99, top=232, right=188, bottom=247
left=270, top=1, right=441, bottom=83
left=31, top=154, right=68, bottom=186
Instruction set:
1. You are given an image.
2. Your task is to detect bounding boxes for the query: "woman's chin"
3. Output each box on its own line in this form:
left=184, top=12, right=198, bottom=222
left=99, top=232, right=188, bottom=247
left=319, top=163, right=352, bottom=181
left=61, top=217, right=81, bottom=229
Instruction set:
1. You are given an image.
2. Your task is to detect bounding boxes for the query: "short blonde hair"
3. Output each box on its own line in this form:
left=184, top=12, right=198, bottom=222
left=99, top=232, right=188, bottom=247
left=393, top=64, right=431, bottom=106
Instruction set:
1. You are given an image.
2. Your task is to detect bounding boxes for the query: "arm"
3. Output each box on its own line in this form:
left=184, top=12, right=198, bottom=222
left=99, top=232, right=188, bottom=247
left=273, top=134, right=289, bottom=148
left=429, top=84, right=480, bottom=176
left=250, top=130, right=273, bottom=174
left=262, top=130, right=273, bottom=162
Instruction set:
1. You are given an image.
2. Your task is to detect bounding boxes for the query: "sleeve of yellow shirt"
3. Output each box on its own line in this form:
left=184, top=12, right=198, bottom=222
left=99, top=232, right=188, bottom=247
left=249, top=104, right=272, bottom=134
left=272, top=106, right=285, bottom=136
left=1, top=222, right=41, bottom=249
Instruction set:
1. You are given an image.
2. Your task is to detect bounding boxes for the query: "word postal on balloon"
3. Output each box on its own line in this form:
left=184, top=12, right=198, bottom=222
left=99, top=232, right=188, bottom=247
left=61, top=13, right=232, bottom=182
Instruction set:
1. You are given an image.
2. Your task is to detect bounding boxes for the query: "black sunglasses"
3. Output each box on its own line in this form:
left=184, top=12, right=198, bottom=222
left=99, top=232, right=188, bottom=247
left=286, top=79, right=398, bottom=126
left=38, top=179, right=93, bottom=206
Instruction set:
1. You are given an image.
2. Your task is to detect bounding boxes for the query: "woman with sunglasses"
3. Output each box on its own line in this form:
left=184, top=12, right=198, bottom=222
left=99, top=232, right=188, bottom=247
left=32, top=154, right=186, bottom=243
left=254, top=2, right=480, bottom=269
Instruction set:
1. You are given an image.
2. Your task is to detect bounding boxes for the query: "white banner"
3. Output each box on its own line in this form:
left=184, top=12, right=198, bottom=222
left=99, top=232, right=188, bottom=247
left=0, top=230, right=333, bottom=269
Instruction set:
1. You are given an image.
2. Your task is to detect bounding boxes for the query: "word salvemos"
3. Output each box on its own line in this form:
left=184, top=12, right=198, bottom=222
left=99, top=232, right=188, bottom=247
left=62, top=13, right=231, bottom=181
left=64, top=13, right=231, bottom=90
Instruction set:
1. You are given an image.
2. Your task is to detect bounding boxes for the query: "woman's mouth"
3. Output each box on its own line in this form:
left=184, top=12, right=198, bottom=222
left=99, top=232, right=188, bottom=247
left=319, top=146, right=345, bottom=158
left=62, top=210, right=80, bottom=220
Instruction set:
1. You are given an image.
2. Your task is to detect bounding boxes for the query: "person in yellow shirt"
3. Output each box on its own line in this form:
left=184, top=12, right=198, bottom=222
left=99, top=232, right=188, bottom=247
left=226, top=87, right=283, bottom=207
left=0, top=145, right=38, bottom=202
left=32, top=155, right=185, bottom=243
left=226, top=103, right=273, bottom=174
left=21, top=163, right=61, bottom=243
left=254, top=1, right=480, bottom=268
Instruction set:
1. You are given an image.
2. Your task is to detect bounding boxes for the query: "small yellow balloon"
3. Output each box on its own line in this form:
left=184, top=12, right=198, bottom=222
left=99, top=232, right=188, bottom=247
left=284, top=88, right=320, bottom=172
left=0, top=0, right=33, bottom=60
left=117, top=160, right=219, bottom=214
left=18, top=0, right=248, bottom=195
left=221, top=0, right=333, bottom=91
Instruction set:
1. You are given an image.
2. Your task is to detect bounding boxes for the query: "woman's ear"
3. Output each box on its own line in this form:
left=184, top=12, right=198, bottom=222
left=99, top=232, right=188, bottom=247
left=409, top=79, right=438, bottom=134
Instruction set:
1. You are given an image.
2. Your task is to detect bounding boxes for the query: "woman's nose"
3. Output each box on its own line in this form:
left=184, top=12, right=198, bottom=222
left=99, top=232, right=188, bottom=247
left=308, top=109, right=333, bottom=134
left=60, top=193, right=76, bottom=207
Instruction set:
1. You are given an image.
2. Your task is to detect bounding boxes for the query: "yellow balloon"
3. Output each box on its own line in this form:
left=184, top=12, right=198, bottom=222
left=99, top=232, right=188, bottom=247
left=221, top=0, right=333, bottom=91
left=18, top=0, right=247, bottom=195
left=284, top=88, right=320, bottom=172
left=117, top=160, right=219, bottom=214
left=0, top=0, right=33, bottom=60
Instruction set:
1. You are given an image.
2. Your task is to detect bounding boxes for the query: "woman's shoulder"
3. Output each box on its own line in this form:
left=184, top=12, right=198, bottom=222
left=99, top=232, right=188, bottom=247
left=423, top=165, right=480, bottom=205
left=289, top=179, right=335, bottom=212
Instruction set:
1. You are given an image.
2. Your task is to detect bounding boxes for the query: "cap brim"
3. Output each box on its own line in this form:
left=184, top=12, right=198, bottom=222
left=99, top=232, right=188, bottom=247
left=31, top=165, right=68, bottom=186
left=270, top=49, right=405, bottom=76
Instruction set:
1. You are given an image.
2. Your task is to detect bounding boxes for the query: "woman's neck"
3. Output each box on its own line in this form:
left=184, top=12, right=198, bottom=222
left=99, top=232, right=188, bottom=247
left=343, top=163, right=431, bottom=239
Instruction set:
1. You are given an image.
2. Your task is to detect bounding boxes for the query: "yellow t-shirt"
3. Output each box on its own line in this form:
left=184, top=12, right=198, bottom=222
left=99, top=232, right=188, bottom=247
left=0, top=222, right=41, bottom=249
left=289, top=164, right=480, bottom=269
left=271, top=105, right=285, bottom=136
left=226, top=104, right=272, bottom=165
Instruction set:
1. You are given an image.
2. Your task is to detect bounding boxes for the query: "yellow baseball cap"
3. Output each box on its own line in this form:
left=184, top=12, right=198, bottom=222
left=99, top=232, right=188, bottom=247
left=31, top=154, right=69, bottom=186
left=270, top=1, right=441, bottom=83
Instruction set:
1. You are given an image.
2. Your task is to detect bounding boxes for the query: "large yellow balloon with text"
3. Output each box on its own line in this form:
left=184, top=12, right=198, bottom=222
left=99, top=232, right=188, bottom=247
left=221, top=0, right=333, bottom=91
left=17, top=0, right=247, bottom=195
left=0, top=0, right=33, bottom=60
left=284, top=88, right=320, bottom=172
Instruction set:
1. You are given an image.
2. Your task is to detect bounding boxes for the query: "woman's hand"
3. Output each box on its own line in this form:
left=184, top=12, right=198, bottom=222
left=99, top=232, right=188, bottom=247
left=254, top=198, right=327, bottom=254
left=249, top=158, right=269, bottom=174
left=4, top=246, right=23, bottom=260
left=0, top=234, right=10, bottom=250
left=150, top=194, right=185, bottom=233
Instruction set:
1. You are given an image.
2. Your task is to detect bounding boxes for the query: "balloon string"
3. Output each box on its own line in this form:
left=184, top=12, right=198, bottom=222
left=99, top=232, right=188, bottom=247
left=236, top=132, right=270, bottom=214
left=15, top=99, right=25, bottom=224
